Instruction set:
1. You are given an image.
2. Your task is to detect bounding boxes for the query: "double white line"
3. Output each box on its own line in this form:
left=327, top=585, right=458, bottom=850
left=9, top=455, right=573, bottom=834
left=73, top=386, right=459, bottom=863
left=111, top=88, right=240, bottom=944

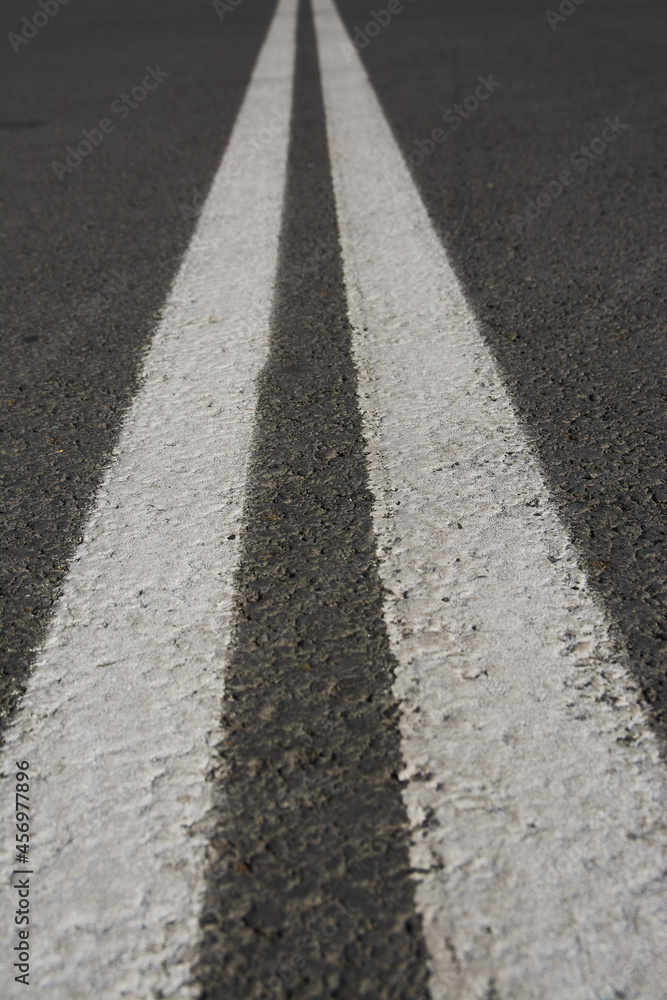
left=2, top=0, right=666, bottom=997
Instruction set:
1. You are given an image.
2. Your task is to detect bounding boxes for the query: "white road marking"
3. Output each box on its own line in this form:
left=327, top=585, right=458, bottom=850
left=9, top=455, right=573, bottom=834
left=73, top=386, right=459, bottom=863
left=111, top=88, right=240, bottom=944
left=0, top=2, right=297, bottom=996
left=313, top=2, right=667, bottom=997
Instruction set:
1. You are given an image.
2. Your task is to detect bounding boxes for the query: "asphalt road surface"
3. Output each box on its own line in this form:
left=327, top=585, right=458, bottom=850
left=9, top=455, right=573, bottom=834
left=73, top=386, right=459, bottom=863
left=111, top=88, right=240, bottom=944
left=1, top=0, right=666, bottom=997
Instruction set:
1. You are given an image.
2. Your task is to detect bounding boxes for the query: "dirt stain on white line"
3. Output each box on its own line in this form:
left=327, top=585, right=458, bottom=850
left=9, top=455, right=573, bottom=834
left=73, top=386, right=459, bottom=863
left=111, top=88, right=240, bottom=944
left=0, top=1, right=297, bottom=996
left=313, top=1, right=667, bottom=997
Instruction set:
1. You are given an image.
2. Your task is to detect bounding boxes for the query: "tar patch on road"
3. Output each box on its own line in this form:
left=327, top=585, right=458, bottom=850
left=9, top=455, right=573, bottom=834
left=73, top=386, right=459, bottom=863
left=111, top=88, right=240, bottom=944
left=195, top=2, right=430, bottom=998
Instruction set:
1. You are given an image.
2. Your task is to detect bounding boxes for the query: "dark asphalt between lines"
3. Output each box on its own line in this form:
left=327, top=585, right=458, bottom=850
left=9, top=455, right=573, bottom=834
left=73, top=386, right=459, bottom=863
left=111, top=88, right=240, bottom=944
left=196, top=2, right=429, bottom=996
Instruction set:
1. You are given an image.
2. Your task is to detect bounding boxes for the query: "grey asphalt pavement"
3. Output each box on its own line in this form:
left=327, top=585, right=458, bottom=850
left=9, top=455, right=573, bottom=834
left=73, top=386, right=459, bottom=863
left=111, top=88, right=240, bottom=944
left=335, top=0, right=667, bottom=743
left=1, top=0, right=665, bottom=997
left=0, top=0, right=278, bottom=727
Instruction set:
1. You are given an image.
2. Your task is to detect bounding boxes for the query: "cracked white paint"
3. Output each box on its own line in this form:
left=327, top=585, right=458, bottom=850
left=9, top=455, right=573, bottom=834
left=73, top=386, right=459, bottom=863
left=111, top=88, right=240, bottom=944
left=0, top=2, right=297, bottom=996
left=313, top=2, right=667, bottom=997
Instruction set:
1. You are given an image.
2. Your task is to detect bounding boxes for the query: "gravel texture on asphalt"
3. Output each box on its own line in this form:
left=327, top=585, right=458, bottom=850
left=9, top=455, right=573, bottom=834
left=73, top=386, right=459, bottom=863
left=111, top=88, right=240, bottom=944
left=0, top=0, right=278, bottom=732
left=195, top=2, right=430, bottom=996
left=335, top=0, right=667, bottom=748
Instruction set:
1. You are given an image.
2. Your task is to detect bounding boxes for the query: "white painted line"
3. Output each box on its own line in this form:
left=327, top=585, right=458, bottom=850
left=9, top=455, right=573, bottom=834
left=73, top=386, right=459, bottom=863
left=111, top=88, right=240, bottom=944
left=313, top=3, right=667, bottom=998
left=0, top=2, right=297, bottom=997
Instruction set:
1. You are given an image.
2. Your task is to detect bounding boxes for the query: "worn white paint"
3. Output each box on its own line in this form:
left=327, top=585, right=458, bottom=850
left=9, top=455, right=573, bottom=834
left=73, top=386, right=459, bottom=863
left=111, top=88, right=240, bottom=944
left=313, top=2, right=667, bottom=997
left=0, top=2, right=297, bottom=997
